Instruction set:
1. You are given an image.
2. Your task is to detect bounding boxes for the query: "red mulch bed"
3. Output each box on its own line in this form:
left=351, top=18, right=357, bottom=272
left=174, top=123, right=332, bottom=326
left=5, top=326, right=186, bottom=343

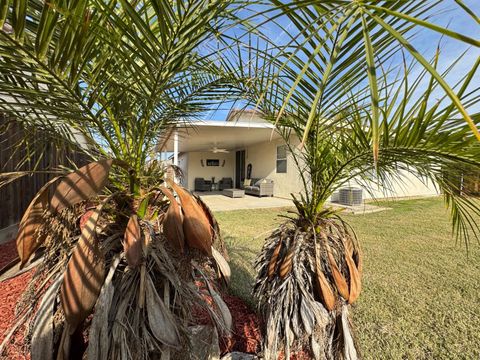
left=0, top=240, right=32, bottom=360
left=0, top=240, right=308, bottom=359
left=221, top=294, right=262, bottom=354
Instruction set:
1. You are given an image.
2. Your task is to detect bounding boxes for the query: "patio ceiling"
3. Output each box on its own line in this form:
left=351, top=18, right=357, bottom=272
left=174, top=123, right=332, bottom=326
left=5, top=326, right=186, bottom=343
left=159, top=120, right=281, bottom=153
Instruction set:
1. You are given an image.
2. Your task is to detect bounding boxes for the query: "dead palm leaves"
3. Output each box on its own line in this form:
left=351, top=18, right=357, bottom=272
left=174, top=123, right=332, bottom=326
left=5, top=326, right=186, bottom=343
left=7, top=160, right=232, bottom=360
left=145, top=275, right=181, bottom=347
left=16, top=160, right=114, bottom=267
left=167, top=180, right=213, bottom=256
left=16, top=177, right=58, bottom=266
left=158, top=186, right=185, bottom=253
left=253, top=217, right=362, bottom=360
left=60, top=204, right=105, bottom=335
left=124, top=215, right=143, bottom=267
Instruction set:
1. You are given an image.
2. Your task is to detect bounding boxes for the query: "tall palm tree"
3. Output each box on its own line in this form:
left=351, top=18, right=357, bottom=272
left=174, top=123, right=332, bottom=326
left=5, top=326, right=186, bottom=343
left=230, top=1, right=480, bottom=359
left=0, top=0, right=239, bottom=358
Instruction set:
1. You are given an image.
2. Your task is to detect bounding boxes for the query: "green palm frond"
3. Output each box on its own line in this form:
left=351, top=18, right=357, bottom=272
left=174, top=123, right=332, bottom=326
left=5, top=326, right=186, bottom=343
left=0, top=0, right=243, bottom=183
left=249, top=1, right=480, bottom=155
left=224, top=2, right=480, bottom=244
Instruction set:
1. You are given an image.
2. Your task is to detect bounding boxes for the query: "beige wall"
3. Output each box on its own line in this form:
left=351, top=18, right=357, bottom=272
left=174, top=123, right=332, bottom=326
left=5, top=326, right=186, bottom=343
left=244, top=137, right=303, bottom=199
left=243, top=138, right=439, bottom=200
left=350, top=170, right=439, bottom=200
left=181, top=139, right=439, bottom=201
left=186, top=151, right=235, bottom=190
left=177, top=153, right=188, bottom=188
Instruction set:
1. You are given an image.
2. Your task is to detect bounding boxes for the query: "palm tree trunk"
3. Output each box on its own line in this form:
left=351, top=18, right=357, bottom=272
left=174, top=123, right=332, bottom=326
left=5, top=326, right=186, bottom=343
left=253, top=218, right=362, bottom=359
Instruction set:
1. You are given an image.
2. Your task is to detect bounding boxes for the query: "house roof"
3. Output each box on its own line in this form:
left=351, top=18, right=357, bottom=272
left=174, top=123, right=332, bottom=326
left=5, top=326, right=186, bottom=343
left=159, top=120, right=282, bottom=153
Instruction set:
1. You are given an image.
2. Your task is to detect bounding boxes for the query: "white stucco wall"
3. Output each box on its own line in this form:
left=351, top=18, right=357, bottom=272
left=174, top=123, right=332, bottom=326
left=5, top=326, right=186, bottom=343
left=177, top=153, right=189, bottom=188
left=180, top=138, right=439, bottom=201
left=349, top=170, right=439, bottom=200
left=186, top=151, right=235, bottom=190
left=243, top=138, right=439, bottom=201
left=244, top=138, right=304, bottom=199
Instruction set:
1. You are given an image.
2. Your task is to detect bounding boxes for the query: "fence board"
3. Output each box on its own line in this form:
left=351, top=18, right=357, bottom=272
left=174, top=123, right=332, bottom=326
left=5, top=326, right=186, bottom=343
left=0, top=115, right=88, bottom=229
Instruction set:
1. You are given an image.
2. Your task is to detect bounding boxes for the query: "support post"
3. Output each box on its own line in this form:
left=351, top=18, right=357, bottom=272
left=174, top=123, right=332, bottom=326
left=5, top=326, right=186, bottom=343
left=173, top=130, right=178, bottom=166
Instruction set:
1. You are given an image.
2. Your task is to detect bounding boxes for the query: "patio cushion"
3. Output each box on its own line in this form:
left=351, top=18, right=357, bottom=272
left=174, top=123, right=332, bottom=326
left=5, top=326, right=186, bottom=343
left=254, top=178, right=272, bottom=186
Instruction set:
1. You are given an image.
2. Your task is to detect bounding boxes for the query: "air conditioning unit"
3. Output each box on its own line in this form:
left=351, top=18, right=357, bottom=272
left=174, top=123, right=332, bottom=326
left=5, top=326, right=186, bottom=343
left=338, top=187, right=363, bottom=206
left=330, top=191, right=340, bottom=203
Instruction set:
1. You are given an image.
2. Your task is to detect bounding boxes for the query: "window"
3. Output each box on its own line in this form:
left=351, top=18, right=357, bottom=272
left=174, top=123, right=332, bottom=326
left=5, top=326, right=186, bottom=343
left=276, top=145, right=287, bottom=173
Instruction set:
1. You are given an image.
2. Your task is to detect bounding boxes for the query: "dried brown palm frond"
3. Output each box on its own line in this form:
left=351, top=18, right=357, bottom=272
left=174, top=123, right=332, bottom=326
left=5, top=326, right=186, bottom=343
left=253, top=215, right=362, bottom=360
left=1, top=160, right=232, bottom=360
left=168, top=180, right=212, bottom=256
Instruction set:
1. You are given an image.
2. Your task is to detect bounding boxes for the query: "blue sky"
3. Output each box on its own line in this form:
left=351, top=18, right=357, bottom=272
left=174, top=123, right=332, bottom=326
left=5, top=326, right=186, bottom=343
left=203, top=1, right=480, bottom=121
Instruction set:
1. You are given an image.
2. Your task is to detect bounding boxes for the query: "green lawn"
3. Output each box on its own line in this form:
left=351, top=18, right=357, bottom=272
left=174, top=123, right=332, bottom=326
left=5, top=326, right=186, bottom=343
left=214, top=197, right=480, bottom=359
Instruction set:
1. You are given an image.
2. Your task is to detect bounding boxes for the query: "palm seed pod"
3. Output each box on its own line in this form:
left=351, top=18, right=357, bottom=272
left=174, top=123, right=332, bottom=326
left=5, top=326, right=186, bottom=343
left=124, top=214, right=143, bottom=267
left=353, top=246, right=363, bottom=275
left=345, top=251, right=361, bottom=304
left=268, top=240, right=283, bottom=279
left=168, top=179, right=212, bottom=256
left=159, top=186, right=185, bottom=253
left=326, top=242, right=349, bottom=300
left=50, top=159, right=113, bottom=213
left=212, top=247, right=231, bottom=283
left=344, top=232, right=363, bottom=275
left=314, top=246, right=336, bottom=311
left=279, top=245, right=294, bottom=278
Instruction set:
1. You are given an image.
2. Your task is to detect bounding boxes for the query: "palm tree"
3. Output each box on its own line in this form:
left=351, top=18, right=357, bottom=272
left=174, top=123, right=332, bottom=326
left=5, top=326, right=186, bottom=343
left=0, top=0, right=238, bottom=358
left=233, top=1, right=480, bottom=359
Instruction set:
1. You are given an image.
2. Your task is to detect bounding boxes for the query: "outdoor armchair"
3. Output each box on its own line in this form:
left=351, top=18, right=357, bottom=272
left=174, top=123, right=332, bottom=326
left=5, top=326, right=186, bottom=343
left=219, top=177, right=233, bottom=190
left=194, top=177, right=212, bottom=191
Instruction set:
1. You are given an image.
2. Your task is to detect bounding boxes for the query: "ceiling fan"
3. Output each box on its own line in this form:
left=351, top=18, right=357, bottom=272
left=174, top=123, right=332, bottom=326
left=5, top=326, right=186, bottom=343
left=210, top=146, right=229, bottom=153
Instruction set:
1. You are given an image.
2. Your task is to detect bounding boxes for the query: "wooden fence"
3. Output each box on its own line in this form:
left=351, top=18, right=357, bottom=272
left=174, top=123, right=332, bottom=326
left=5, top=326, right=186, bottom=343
left=0, top=114, right=87, bottom=229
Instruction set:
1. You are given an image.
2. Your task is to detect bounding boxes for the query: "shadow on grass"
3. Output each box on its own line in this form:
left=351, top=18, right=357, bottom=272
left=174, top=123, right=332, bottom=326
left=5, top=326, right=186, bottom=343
left=224, top=235, right=259, bottom=309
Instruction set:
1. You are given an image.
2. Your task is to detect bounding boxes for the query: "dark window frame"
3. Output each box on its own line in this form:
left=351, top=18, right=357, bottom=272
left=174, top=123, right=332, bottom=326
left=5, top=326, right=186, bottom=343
left=276, top=145, right=287, bottom=173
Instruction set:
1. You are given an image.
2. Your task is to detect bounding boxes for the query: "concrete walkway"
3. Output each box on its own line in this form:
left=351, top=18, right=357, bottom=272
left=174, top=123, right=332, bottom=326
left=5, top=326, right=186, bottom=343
left=195, top=192, right=293, bottom=212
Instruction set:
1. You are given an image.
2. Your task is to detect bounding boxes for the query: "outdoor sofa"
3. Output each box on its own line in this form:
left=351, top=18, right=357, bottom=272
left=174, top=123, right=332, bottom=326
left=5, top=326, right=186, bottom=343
left=243, top=178, right=274, bottom=197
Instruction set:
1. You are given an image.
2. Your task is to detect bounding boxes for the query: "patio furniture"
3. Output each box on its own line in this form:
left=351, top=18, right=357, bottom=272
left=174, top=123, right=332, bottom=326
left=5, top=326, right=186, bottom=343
left=194, top=177, right=212, bottom=192
left=244, top=178, right=274, bottom=197
left=219, top=177, right=233, bottom=190
left=223, top=188, right=245, bottom=198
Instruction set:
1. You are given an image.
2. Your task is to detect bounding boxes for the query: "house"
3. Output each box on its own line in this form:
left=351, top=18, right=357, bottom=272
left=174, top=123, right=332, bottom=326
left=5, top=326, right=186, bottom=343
left=158, top=110, right=439, bottom=201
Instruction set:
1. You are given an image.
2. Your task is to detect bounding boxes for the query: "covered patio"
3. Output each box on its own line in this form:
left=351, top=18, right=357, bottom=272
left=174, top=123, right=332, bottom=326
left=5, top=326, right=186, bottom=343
left=158, top=118, right=283, bottom=191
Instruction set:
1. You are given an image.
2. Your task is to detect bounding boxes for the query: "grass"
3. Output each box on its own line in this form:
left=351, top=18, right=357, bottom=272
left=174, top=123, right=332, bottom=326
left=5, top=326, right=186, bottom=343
left=214, top=197, right=480, bottom=359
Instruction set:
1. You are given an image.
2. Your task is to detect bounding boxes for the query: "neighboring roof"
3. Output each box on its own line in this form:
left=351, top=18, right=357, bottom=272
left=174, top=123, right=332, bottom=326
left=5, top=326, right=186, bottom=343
left=159, top=120, right=281, bottom=153
left=226, top=108, right=265, bottom=123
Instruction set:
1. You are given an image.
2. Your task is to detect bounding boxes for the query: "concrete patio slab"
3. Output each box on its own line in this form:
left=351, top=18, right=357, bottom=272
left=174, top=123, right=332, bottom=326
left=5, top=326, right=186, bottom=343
left=195, top=192, right=293, bottom=212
